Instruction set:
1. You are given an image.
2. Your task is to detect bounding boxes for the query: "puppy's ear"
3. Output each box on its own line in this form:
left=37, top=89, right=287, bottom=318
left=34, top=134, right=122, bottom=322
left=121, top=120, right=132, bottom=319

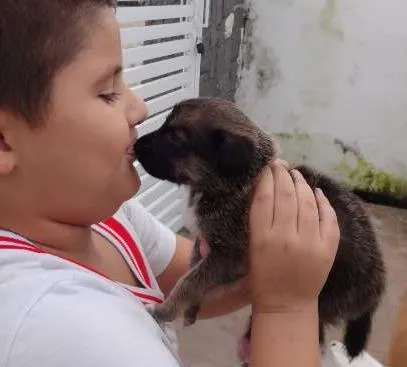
left=211, top=129, right=254, bottom=176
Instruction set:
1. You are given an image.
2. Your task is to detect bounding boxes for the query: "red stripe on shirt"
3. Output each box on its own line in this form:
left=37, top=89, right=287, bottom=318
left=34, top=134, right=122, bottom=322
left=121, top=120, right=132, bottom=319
left=96, top=222, right=147, bottom=287
left=0, top=242, right=162, bottom=304
left=0, top=239, right=113, bottom=281
left=0, top=244, right=42, bottom=253
left=102, top=217, right=152, bottom=288
left=0, top=227, right=162, bottom=304
left=130, top=290, right=163, bottom=304
left=0, top=236, right=38, bottom=249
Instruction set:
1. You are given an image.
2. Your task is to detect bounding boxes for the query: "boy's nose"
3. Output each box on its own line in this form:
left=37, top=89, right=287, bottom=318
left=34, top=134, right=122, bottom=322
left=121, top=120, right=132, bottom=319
left=127, top=91, right=148, bottom=128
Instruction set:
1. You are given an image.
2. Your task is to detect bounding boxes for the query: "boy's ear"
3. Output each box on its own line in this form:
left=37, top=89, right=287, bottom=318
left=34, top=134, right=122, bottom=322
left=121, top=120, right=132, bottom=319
left=0, top=144, right=16, bottom=175
left=0, top=111, right=17, bottom=175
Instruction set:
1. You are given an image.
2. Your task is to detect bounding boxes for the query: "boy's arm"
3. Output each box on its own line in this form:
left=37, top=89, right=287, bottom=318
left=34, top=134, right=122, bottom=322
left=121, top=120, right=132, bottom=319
left=388, top=289, right=407, bottom=367
left=156, top=234, right=250, bottom=319
left=250, top=307, right=321, bottom=367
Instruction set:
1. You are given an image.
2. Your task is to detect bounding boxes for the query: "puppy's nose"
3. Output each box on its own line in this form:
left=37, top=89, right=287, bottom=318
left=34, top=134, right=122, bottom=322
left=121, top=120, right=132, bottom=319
left=133, top=136, right=148, bottom=156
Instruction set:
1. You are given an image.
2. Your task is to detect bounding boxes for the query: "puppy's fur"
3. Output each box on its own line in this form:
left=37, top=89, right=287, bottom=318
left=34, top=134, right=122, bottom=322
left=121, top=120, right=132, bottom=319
left=134, top=97, right=386, bottom=360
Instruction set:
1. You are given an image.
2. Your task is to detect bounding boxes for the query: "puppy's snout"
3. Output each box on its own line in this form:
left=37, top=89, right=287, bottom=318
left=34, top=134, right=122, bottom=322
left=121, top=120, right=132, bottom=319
left=133, top=133, right=178, bottom=182
left=133, top=135, right=153, bottom=159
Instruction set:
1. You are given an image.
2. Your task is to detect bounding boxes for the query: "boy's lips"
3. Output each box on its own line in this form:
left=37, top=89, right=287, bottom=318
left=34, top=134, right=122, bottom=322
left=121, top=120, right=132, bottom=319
left=126, top=137, right=138, bottom=161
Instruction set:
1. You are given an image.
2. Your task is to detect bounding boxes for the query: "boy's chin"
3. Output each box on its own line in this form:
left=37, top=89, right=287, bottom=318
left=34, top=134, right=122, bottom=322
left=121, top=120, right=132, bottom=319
left=128, top=170, right=141, bottom=195
left=120, top=167, right=141, bottom=200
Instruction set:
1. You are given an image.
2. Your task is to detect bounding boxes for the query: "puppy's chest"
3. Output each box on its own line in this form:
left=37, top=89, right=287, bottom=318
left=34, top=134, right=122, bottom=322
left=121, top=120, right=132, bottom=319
left=195, top=197, right=249, bottom=250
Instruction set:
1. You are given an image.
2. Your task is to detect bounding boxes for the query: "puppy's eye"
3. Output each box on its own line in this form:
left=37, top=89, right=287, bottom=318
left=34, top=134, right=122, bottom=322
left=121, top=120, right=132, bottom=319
left=168, top=130, right=184, bottom=144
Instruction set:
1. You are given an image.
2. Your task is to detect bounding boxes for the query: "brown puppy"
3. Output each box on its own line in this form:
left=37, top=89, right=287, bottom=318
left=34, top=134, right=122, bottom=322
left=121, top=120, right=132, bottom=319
left=134, top=97, right=386, bottom=360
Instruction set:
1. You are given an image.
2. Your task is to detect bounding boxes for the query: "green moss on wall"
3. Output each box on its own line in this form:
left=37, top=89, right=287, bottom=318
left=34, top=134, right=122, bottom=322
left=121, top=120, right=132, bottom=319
left=319, top=0, right=344, bottom=41
left=276, top=130, right=311, bottom=142
left=335, top=158, right=407, bottom=199
left=275, top=131, right=407, bottom=199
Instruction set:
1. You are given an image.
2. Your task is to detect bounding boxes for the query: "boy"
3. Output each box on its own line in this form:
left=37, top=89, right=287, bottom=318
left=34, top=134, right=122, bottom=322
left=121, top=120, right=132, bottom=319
left=0, top=1, right=340, bottom=366
left=388, top=289, right=407, bottom=366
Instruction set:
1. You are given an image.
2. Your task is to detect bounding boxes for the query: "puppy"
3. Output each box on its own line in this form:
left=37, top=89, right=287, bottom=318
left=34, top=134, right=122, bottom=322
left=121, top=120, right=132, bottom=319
left=134, top=97, right=386, bottom=360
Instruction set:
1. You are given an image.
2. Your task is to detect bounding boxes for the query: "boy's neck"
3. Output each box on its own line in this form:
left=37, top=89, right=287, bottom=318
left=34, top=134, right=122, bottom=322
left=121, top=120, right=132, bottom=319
left=0, top=212, right=96, bottom=258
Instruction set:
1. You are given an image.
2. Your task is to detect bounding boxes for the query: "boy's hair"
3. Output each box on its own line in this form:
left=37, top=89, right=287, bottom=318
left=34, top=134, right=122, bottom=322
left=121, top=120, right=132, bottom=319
left=0, top=0, right=117, bottom=124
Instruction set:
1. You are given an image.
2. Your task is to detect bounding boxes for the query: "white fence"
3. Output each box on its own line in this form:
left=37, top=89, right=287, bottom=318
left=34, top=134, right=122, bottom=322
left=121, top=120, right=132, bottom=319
left=116, top=0, right=209, bottom=232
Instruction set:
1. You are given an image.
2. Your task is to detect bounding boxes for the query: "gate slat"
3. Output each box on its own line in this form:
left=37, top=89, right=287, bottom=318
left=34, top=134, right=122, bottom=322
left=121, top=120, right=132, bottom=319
left=139, top=172, right=157, bottom=192
left=135, top=162, right=145, bottom=176
left=121, top=22, right=194, bottom=45
left=146, top=186, right=179, bottom=216
left=117, top=5, right=194, bottom=24
left=123, top=55, right=193, bottom=86
left=136, top=110, right=171, bottom=137
left=137, top=180, right=177, bottom=206
left=156, top=198, right=183, bottom=223
left=146, top=88, right=190, bottom=116
left=133, top=71, right=193, bottom=100
left=166, top=214, right=184, bottom=232
left=123, top=38, right=194, bottom=66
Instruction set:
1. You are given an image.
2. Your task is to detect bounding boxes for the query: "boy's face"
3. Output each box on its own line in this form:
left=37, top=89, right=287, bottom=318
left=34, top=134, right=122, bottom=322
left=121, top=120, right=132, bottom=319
left=1, top=8, right=148, bottom=224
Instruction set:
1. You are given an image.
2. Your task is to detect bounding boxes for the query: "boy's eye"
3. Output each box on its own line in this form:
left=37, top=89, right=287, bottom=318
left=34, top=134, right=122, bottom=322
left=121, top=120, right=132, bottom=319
left=99, top=92, right=121, bottom=104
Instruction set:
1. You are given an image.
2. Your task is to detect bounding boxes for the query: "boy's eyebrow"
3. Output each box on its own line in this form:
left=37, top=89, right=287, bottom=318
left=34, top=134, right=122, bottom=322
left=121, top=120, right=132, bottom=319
left=94, top=65, right=123, bottom=87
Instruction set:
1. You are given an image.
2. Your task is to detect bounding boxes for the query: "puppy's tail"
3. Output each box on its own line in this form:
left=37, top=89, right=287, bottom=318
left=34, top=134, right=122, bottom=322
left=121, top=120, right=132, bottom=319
left=343, top=311, right=373, bottom=359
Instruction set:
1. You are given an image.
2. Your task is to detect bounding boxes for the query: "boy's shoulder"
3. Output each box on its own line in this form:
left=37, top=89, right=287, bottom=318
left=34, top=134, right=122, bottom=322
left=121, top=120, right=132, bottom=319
left=116, top=197, right=177, bottom=277
left=0, top=250, right=137, bottom=339
left=0, top=199, right=179, bottom=367
left=0, top=257, right=180, bottom=367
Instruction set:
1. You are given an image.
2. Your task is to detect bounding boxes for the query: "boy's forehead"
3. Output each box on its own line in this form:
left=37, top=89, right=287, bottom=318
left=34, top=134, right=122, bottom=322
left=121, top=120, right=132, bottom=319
left=86, top=8, right=121, bottom=58
left=66, top=8, right=122, bottom=80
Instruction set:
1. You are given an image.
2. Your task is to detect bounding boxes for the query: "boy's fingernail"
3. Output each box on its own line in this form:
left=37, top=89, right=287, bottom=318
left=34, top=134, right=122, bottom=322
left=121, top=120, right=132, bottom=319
left=291, top=169, right=302, bottom=179
left=275, top=158, right=289, bottom=168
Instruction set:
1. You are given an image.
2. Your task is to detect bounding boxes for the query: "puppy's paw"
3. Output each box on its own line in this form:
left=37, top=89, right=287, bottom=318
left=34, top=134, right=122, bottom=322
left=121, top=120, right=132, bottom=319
left=237, top=335, right=251, bottom=366
left=147, top=302, right=179, bottom=324
left=145, top=303, right=156, bottom=315
left=183, top=304, right=200, bottom=326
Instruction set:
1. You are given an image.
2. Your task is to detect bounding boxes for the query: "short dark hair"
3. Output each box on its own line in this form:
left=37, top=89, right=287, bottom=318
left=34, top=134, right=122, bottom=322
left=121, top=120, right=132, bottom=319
left=0, top=0, right=117, bottom=123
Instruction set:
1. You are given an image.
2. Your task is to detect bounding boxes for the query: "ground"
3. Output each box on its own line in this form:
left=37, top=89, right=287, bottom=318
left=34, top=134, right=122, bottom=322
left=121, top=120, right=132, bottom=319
left=175, top=203, right=407, bottom=366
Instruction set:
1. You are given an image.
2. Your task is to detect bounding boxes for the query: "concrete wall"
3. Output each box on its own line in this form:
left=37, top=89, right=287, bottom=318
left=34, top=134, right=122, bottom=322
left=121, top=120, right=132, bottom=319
left=199, top=0, right=247, bottom=101
left=235, top=0, right=407, bottom=200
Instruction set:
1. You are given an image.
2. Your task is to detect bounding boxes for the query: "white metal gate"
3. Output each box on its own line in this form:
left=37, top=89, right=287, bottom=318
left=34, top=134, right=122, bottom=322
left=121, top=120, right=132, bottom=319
left=116, top=1, right=209, bottom=232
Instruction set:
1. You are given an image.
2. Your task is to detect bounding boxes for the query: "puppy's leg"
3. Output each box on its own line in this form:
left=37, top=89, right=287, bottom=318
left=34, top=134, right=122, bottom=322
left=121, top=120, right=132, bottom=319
left=183, top=304, right=200, bottom=326
left=148, top=255, right=234, bottom=324
left=148, top=259, right=205, bottom=323
left=181, top=236, right=206, bottom=326
left=319, top=322, right=326, bottom=346
left=183, top=236, right=244, bottom=326
left=190, top=236, right=202, bottom=266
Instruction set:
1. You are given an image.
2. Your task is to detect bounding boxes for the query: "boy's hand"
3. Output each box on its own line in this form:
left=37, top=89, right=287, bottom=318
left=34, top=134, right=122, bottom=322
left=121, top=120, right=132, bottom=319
left=248, top=161, right=340, bottom=314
